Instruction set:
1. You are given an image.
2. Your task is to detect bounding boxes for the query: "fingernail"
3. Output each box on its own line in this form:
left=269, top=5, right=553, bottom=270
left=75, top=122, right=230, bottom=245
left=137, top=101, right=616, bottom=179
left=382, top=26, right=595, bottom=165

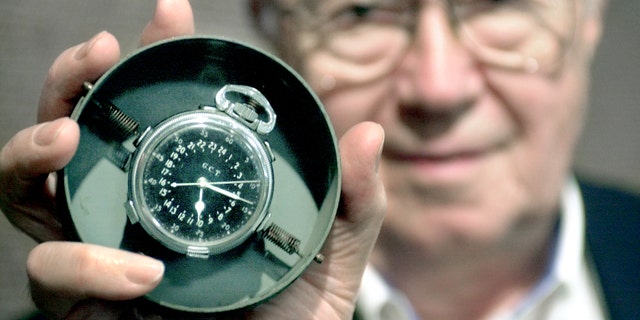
left=33, top=118, right=69, bottom=146
left=75, top=31, right=106, bottom=60
left=125, top=254, right=165, bottom=286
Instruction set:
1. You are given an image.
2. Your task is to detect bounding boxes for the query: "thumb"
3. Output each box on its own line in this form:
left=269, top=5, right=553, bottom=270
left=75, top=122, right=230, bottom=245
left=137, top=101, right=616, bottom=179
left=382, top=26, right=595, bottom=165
left=338, top=121, right=386, bottom=224
left=309, top=121, right=387, bottom=308
left=324, top=121, right=386, bottom=279
left=139, top=0, right=195, bottom=47
left=27, top=242, right=164, bottom=320
left=247, top=122, right=387, bottom=319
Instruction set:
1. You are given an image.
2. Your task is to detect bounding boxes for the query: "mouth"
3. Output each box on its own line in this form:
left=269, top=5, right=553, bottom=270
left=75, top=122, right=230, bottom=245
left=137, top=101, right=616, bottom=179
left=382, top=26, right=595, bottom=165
left=383, top=145, right=494, bottom=184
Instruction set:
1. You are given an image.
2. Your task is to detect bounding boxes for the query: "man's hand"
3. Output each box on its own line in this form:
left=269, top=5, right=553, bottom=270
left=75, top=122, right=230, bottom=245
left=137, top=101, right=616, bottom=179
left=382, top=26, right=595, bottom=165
left=0, top=1, right=386, bottom=318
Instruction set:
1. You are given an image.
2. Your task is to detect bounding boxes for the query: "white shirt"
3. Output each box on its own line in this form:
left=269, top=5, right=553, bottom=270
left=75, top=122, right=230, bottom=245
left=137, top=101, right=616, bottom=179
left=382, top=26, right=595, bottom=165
left=356, top=178, right=608, bottom=320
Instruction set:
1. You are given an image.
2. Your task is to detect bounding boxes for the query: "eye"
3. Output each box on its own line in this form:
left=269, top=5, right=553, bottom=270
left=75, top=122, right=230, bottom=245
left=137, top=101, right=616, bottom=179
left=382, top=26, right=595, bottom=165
left=454, top=0, right=514, bottom=4
left=324, top=2, right=412, bottom=31
left=350, top=5, right=373, bottom=18
left=329, top=4, right=384, bottom=27
left=454, top=0, right=525, bottom=9
left=452, top=0, right=525, bottom=18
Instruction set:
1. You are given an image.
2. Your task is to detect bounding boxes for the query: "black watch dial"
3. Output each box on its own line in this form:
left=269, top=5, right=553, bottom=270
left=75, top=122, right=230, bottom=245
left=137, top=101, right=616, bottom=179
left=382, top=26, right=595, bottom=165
left=129, top=111, right=273, bottom=256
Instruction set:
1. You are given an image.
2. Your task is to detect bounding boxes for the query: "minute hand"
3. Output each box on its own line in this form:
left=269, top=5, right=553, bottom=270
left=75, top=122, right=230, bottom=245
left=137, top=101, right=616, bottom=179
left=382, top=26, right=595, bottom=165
left=204, top=184, right=254, bottom=205
left=171, top=180, right=260, bottom=187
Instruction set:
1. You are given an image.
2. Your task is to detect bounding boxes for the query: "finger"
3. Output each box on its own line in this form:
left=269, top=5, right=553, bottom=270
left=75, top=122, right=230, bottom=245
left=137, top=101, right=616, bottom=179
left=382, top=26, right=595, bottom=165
left=308, top=121, right=386, bottom=310
left=139, top=0, right=195, bottom=47
left=38, top=31, right=121, bottom=122
left=0, top=118, right=80, bottom=241
left=338, top=122, right=386, bottom=224
left=1, top=118, right=79, bottom=179
left=251, top=122, right=387, bottom=319
left=27, top=242, right=164, bottom=320
left=319, top=121, right=386, bottom=280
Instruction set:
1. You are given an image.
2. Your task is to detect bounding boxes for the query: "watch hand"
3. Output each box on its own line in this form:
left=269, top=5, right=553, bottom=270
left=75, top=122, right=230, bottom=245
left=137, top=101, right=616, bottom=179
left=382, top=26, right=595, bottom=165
left=170, top=180, right=260, bottom=187
left=206, top=180, right=261, bottom=185
left=171, top=177, right=256, bottom=205
left=171, top=182, right=200, bottom=187
left=203, top=184, right=254, bottom=205
left=195, top=188, right=205, bottom=220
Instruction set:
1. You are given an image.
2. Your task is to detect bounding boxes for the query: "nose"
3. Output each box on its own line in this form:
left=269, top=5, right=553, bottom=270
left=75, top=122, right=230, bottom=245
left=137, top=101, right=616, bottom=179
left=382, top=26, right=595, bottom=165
left=397, top=3, right=482, bottom=113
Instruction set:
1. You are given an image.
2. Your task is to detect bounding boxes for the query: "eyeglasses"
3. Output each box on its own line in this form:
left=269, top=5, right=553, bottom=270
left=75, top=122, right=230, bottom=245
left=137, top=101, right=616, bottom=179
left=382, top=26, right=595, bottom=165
left=273, top=0, right=577, bottom=87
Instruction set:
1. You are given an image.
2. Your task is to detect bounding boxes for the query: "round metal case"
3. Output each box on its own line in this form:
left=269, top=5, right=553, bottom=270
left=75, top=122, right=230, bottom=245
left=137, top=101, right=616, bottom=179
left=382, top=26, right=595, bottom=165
left=58, top=37, right=340, bottom=314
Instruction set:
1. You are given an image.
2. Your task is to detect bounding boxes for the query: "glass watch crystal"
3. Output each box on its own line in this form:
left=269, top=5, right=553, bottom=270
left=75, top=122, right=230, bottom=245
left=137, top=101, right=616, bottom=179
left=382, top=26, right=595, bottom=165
left=124, top=85, right=276, bottom=257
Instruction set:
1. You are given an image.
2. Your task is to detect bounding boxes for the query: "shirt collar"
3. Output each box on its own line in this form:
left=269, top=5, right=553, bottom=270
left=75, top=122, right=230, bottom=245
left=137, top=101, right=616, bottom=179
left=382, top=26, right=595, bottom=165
left=553, top=177, right=585, bottom=285
left=356, top=178, right=592, bottom=320
left=508, top=177, right=607, bottom=319
left=508, top=177, right=584, bottom=317
left=357, top=265, right=419, bottom=320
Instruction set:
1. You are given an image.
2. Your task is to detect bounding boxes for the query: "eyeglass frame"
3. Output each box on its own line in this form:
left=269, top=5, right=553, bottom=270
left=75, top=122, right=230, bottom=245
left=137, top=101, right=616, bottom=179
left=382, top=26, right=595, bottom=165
left=252, top=0, right=581, bottom=81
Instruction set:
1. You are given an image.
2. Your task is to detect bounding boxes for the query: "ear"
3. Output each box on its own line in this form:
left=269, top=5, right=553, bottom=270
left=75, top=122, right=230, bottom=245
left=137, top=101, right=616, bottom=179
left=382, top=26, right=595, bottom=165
left=245, top=0, right=303, bottom=68
left=247, top=0, right=278, bottom=41
left=248, top=0, right=263, bottom=29
left=580, top=0, right=608, bottom=60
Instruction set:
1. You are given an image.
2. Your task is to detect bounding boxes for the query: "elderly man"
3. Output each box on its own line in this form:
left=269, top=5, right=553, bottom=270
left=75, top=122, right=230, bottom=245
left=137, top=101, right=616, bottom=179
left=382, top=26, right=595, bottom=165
left=1, top=0, right=638, bottom=319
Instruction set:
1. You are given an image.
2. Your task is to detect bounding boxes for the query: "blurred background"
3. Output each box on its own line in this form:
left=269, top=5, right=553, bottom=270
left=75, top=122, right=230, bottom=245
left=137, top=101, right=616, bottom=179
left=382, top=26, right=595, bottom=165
left=0, top=1, right=638, bottom=318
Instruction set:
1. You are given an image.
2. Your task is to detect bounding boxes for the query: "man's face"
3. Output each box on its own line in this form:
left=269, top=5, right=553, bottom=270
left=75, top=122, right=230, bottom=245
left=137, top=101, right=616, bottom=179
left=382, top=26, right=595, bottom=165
left=275, top=0, right=603, bottom=252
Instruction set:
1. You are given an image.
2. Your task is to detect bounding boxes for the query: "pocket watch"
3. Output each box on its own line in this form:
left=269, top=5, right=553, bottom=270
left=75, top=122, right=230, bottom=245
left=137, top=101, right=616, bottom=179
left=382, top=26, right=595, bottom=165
left=58, top=37, right=341, bottom=314
left=126, top=84, right=277, bottom=258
